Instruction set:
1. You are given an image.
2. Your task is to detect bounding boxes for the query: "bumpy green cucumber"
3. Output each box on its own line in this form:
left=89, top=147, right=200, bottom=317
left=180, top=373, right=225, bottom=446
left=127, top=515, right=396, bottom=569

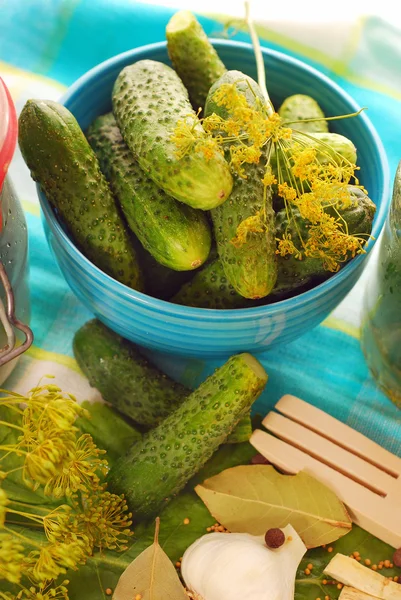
left=204, top=71, right=277, bottom=300
left=107, top=353, right=267, bottom=519
left=172, top=258, right=254, bottom=309
left=135, top=242, right=193, bottom=300
left=74, top=319, right=251, bottom=444
left=87, top=113, right=212, bottom=271
left=226, top=414, right=253, bottom=444
left=166, top=10, right=226, bottom=110
left=76, top=402, right=142, bottom=463
left=173, top=187, right=375, bottom=308
left=18, top=100, right=143, bottom=290
left=112, top=60, right=232, bottom=210
left=73, top=320, right=188, bottom=428
left=278, top=94, right=328, bottom=133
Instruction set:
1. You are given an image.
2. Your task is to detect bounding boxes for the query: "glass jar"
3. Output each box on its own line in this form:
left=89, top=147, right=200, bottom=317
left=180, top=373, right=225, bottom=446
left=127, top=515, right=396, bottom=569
left=361, top=162, right=401, bottom=408
left=0, top=77, right=32, bottom=383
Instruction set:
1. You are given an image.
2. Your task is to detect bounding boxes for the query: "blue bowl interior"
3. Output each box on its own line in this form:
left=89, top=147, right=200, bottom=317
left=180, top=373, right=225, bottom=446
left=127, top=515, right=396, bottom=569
left=41, top=40, right=389, bottom=320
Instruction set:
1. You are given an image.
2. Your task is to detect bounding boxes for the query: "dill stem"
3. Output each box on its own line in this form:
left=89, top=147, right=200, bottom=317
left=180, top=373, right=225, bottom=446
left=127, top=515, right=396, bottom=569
left=0, top=420, right=24, bottom=432
left=3, top=524, right=43, bottom=549
left=244, top=1, right=274, bottom=115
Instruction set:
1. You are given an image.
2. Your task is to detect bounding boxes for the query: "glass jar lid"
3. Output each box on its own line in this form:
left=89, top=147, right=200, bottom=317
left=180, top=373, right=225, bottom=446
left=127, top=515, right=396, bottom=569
left=0, top=77, right=17, bottom=194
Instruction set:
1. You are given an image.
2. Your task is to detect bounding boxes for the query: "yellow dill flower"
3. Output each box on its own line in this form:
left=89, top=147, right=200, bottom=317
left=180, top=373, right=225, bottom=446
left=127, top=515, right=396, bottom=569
left=212, top=83, right=248, bottom=112
left=304, top=213, right=366, bottom=271
left=13, top=581, right=70, bottom=600
left=290, top=146, right=317, bottom=180
left=22, top=385, right=88, bottom=435
left=43, top=434, right=107, bottom=498
left=293, top=191, right=325, bottom=223
left=195, top=137, right=220, bottom=161
left=277, top=183, right=297, bottom=202
left=29, top=539, right=87, bottom=582
left=261, top=166, right=277, bottom=187
left=231, top=212, right=266, bottom=248
left=23, top=432, right=75, bottom=492
left=170, top=114, right=203, bottom=159
left=276, top=234, right=303, bottom=260
left=79, top=488, right=133, bottom=552
left=0, top=533, right=26, bottom=584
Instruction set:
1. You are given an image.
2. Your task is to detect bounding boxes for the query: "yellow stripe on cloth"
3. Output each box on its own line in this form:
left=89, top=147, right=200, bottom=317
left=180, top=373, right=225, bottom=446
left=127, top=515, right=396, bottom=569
left=22, top=198, right=41, bottom=218
left=0, top=61, right=67, bottom=94
left=322, top=316, right=360, bottom=339
left=26, top=345, right=82, bottom=374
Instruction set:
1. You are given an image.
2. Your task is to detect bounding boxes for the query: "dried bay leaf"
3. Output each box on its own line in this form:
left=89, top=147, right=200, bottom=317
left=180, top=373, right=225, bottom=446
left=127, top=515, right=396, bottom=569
left=195, top=465, right=352, bottom=548
left=113, top=518, right=187, bottom=600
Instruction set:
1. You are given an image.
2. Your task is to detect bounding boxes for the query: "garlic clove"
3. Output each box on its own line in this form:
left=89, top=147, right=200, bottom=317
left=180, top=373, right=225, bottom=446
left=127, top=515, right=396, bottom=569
left=181, top=524, right=306, bottom=600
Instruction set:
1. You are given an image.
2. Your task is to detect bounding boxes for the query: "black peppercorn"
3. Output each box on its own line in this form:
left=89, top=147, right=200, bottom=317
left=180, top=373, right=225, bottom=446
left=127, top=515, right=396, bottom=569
left=265, top=528, right=285, bottom=549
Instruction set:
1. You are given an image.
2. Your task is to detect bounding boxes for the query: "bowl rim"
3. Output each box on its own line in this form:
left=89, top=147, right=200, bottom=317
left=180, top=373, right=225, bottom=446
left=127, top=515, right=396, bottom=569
left=39, top=39, right=390, bottom=321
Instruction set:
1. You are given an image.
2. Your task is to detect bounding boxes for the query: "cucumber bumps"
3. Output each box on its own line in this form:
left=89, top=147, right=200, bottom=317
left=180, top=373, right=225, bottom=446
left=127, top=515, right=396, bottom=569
left=113, top=60, right=233, bottom=210
left=107, top=353, right=267, bottom=520
left=18, top=100, right=143, bottom=290
left=87, top=113, right=211, bottom=271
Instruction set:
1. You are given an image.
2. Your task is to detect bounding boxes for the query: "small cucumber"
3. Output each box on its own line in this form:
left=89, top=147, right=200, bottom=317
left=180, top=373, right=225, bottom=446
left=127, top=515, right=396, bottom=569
left=135, top=241, right=194, bottom=300
left=171, top=259, right=254, bottom=309
left=225, top=414, right=253, bottom=444
left=205, top=71, right=277, bottom=300
left=74, top=319, right=252, bottom=447
left=75, top=402, right=142, bottom=463
left=278, top=94, right=328, bottom=133
left=73, top=320, right=188, bottom=428
left=173, top=187, right=375, bottom=308
left=112, top=60, right=233, bottom=210
left=87, top=113, right=212, bottom=271
left=107, top=353, right=267, bottom=519
left=166, top=10, right=226, bottom=110
left=18, top=100, right=143, bottom=290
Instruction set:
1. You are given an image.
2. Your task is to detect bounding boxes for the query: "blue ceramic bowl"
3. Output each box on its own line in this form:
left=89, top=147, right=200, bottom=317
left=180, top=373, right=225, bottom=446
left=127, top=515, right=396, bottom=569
left=39, top=40, right=390, bottom=358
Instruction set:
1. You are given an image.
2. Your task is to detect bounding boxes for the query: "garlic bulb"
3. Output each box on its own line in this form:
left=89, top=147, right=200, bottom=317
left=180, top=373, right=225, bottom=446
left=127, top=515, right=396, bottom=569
left=181, top=524, right=306, bottom=600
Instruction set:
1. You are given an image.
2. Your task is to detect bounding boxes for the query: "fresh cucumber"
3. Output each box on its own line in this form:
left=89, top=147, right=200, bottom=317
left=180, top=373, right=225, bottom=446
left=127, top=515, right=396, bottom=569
left=19, top=100, right=143, bottom=290
left=18, top=100, right=143, bottom=290
left=172, top=186, right=375, bottom=308
left=112, top=60, right=232, bottom=210
left=226, top=414, right=253, bottom=444
left=73, top=320, right=188, bottom=428
left=107, top=353, right=268, bottom=519
left=135, top=241, right=193, bottom=300
left=171, top=258, right=254, bottom=309
left=278, top=94, right=328, bottom=133
left=166, top=10, right=226, bottom=110
left=74, top=319, right=252, bottom=448
left=87, top=113, right=212, bottom=271
left=75, top=402, right=142, bottom=463
left=204, top=71, right=277, bottom=299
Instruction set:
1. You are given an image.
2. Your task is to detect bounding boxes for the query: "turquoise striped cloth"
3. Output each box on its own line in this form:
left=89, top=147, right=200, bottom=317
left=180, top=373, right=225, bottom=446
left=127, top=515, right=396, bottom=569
left=1, top=0, right=400, bottom=454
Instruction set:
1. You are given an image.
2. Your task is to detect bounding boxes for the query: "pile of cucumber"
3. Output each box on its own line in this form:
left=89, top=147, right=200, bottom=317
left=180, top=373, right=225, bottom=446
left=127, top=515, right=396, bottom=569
left=18, top=10, right=376, bottom=309
left=74, top=319, right=265, bottom=519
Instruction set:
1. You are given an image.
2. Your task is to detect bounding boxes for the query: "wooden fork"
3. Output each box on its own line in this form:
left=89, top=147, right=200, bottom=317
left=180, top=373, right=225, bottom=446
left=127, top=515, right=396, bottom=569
left=250, top=394, right=401, bottom=548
